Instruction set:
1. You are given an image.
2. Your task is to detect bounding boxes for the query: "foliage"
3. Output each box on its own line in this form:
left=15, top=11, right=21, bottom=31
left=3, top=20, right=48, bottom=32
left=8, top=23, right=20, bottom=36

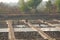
left=26, top=0, right=42, bottom=8
left=19, top=0, right=42, bottom=12
left=20, top=5, right=29, bottom=12
left=46, top=0, right=52, bottom=8
left=46, top=0, right=52, bottom=13
left=55, top=0, right=60, bottom=11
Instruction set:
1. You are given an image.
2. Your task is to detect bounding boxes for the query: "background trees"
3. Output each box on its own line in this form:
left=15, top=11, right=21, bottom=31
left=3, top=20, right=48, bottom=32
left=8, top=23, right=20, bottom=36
left=45, top=0, right=57, bottom=14
left=19, top=0, right=42, bottom=13
left=55, top=0, right=60, bottom=12
left=0, top=0, right=60, bottom=14
left=45, top=0, right=52, bottom=13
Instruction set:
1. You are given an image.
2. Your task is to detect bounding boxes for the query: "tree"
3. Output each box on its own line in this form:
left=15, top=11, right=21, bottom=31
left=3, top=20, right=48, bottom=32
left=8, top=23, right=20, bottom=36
left=26, top=0, right=42, bottom=8
left=19, top=0, right=42, bottom=13
left=55, top=0, right=60, bottom=12
left=19, top=0, right=25, bottom=11
left=46, top=0, right=52, bottom=13
left=26, top=0, right=42, bottom=14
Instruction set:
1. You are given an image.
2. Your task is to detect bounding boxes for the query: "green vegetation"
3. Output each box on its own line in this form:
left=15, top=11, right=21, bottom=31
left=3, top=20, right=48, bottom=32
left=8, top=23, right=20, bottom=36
left=45, top=0, right=52, bottom=13
left=19, top=0, right=42, bottom=13
left=45, top=0, right=57, bottom=14
left=0, top=0, right=60, bottom=14
left=26, top=0, right=42, bottom=8
left=55, top=0, right=60, bottom=12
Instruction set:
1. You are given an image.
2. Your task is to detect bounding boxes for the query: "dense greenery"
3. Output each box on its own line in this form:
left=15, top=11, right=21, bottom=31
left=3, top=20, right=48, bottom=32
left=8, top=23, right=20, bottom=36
left=20, top=4, right=29, bottom=12
left=19, top=0, right=42, bottom=12
left=46, top=0, right=52, bottom=9
left=46, top=0, right=52, bottom=13
left=45, top=0, right=57, bottom=14
left=26, top=0, right=42, bottom=8
left=55, top=0, right=60, bottom=12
